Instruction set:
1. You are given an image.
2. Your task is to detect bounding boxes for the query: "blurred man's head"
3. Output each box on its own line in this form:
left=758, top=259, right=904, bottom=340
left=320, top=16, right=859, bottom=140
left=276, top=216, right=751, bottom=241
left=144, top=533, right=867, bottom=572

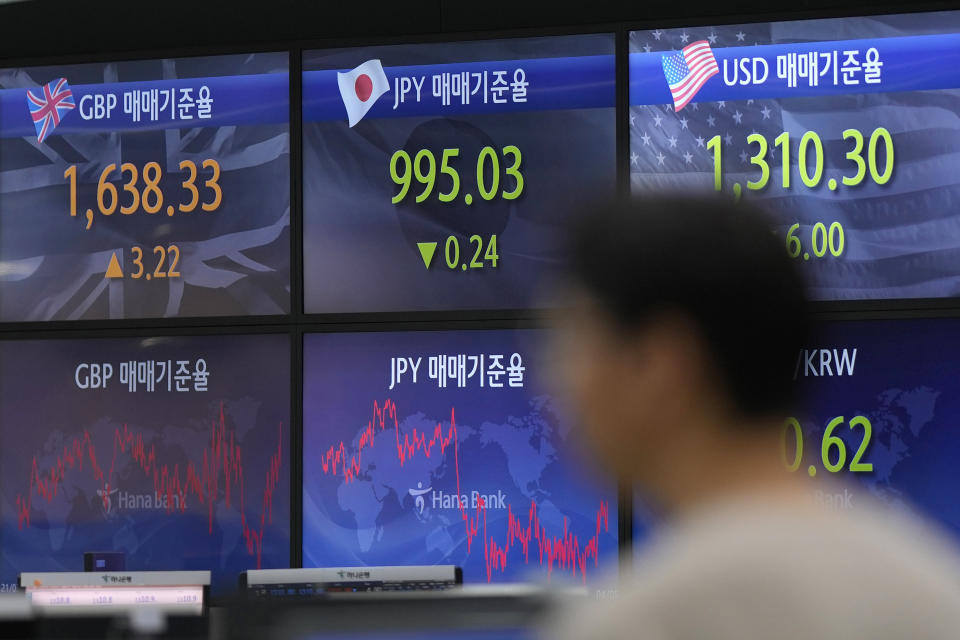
left=555, top=195, right=808, bottom=507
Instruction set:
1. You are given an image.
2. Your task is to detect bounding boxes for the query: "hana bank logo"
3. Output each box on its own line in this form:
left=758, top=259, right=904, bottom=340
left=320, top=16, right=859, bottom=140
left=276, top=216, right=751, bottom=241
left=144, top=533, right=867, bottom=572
left=96, top=484, right=184, bottom=518
left=408, top=482, right=431, bottom=515
left=408, top=481, right=507, bottom=521
left=96, top=485, right=118, bottom=517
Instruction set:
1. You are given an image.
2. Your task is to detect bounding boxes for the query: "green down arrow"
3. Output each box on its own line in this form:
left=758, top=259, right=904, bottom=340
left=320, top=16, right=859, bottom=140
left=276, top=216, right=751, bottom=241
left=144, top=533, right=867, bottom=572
left=417, top=242, right=438, bottom=269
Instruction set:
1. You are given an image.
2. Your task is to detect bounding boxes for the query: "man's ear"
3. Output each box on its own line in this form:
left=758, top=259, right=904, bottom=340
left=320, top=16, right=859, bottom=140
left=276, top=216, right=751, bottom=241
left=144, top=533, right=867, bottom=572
left=626, top=312, right=707, bottom=382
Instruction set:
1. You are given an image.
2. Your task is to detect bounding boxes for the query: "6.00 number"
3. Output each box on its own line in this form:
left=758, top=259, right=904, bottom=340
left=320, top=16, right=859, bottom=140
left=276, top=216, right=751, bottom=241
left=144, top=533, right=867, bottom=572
left=785, top=221, right=845, bottom=259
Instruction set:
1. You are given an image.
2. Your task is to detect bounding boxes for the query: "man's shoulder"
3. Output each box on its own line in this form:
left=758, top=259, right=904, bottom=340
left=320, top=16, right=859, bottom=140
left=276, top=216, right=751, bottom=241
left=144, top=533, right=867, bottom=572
left=619, top=498, right=960, bottom=636
left=641, top=496, right=960, bottom=585
left=552, top=498, right=960, bottom=640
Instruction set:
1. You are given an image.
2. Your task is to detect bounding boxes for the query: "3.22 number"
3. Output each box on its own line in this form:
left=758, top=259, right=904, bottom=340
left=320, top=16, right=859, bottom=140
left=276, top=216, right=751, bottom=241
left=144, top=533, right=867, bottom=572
left=129, top=244, right=181, bottom=279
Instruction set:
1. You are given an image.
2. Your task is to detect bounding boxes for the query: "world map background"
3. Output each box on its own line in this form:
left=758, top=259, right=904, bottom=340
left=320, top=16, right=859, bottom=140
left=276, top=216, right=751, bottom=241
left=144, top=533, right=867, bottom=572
left=302, top=329, right=619, bottom=585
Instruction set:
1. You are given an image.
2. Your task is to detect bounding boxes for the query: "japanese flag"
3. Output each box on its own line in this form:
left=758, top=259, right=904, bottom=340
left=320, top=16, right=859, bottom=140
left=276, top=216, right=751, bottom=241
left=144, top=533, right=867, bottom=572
left=337, top=59, right=390, bottom=127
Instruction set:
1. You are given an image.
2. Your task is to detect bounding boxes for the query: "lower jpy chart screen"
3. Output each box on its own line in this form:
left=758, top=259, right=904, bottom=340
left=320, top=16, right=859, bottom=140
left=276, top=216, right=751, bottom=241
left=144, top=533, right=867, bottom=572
left=302, top=329, right=617, bottom=586
left=0, top=334, right=291, bottom=594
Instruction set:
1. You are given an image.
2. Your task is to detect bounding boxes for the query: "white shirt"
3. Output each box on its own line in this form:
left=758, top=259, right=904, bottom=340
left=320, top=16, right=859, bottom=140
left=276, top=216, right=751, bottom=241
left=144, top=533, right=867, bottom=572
left=553, top=492, right=960, bottom=640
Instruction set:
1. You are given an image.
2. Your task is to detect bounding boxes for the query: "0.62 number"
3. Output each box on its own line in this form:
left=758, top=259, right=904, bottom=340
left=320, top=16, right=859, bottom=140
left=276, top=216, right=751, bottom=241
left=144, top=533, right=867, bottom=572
left=782, top=416, right=873, bottom=475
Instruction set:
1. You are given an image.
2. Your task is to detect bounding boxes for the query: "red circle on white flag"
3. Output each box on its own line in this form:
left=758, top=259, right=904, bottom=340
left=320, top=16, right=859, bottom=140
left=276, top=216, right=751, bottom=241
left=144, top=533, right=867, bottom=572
left=355, top=74, right=374, bottom=102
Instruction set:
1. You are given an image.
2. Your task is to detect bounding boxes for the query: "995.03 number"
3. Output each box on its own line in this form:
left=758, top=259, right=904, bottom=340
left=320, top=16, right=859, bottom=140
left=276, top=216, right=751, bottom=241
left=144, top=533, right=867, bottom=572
left=390, top=146, right=524, bottom=206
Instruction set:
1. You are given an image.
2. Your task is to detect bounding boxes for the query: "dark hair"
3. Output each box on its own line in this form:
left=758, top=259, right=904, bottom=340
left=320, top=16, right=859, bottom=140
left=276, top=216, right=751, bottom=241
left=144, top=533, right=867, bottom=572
left=566, top=194, right=809, bottom=418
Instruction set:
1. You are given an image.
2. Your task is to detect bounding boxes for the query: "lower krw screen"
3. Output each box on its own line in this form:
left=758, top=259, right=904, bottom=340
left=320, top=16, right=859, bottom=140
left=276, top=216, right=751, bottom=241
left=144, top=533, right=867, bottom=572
left=632, top=318, right=960, bottom=558
left=789, top=318, right=960, bottom=534
left=0, top=334, right=290, bottom=595
left=302, top=329, right=617, bottom=586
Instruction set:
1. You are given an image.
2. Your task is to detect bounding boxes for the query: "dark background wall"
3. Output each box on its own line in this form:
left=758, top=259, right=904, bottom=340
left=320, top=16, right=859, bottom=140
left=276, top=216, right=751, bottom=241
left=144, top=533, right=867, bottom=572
left=0, top=0, right=957, bottom=61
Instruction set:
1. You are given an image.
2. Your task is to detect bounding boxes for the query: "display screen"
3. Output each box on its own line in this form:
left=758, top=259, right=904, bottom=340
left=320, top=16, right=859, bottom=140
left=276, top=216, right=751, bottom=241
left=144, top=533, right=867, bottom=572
left=0, top=334, right=290, bottom=594
left=0, top=53, right=290, bottom=321
left=302, top=35, right=615, bottom=313
left=632, top=318, right=960, bottom=556
left=629, top=12, right=960, bottom=300
left=302, top=330, right=617, bottom=586
left=790, top=318, right=960, bottom=535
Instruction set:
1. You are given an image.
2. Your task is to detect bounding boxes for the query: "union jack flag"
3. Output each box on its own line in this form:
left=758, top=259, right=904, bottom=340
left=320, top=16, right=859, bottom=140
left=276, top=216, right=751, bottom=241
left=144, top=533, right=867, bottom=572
left=662, top=41, right=719, bottom=111
left=26, top=78, right=75, bottom=144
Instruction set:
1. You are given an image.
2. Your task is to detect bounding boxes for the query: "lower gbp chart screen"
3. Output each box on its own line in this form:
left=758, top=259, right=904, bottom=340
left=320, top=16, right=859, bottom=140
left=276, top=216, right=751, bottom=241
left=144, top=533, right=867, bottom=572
left=302, top=329, right=618, bottom=586
left=0, top=334, right=291, bottom=594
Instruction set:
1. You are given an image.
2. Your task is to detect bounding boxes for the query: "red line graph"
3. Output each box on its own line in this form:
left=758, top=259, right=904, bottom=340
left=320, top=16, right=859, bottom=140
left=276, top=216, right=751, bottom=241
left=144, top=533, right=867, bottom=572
left=319, top=399, right=610, bottom=583
left=15, top=403, right=283, bottom=569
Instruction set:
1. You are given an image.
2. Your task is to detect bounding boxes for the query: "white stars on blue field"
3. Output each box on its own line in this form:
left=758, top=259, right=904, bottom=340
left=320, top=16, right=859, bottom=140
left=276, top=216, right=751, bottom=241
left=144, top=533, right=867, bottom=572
left=631, top=25, right=780, bottom=176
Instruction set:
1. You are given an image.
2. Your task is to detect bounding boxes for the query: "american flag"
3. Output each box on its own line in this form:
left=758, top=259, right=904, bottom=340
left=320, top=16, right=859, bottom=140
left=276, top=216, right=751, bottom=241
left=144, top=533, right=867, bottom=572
left=661, top=41, right=719, bottom=112
left=26, top=78, right=75, bottom=144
